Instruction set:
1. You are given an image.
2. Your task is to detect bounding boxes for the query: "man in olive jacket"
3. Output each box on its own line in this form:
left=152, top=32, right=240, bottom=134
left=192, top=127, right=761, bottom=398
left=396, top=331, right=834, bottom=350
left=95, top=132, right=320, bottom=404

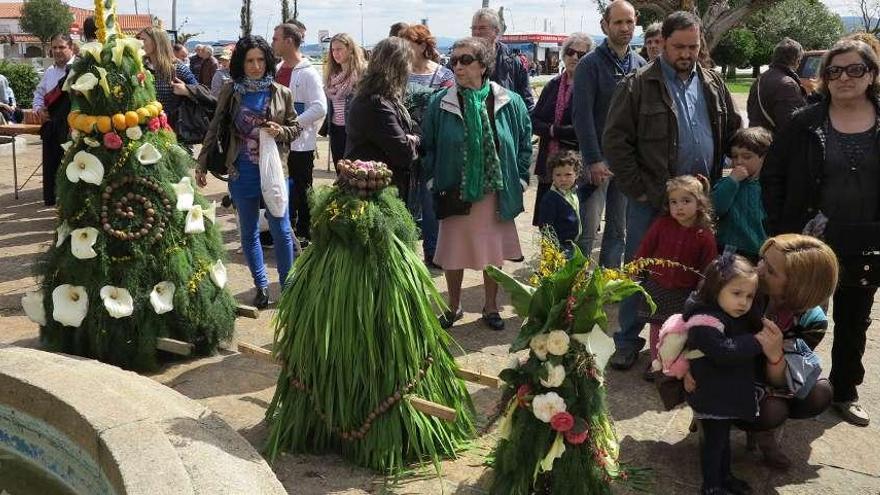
left=602, top=11, right=741, bottom=370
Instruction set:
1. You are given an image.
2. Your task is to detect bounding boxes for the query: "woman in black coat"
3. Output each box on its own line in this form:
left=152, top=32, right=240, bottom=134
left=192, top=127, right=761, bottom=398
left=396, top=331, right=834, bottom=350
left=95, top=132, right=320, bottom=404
left=344, top=37, right=419, bottom=195
left=762, top=39, right=880, bottom=427
left=530, top=33, right=592, bottom=224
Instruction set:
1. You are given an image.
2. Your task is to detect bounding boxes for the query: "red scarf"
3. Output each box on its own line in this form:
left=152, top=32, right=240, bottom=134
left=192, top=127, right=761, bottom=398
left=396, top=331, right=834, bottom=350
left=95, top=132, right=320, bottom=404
left=547, top=74, right=573, bottom=157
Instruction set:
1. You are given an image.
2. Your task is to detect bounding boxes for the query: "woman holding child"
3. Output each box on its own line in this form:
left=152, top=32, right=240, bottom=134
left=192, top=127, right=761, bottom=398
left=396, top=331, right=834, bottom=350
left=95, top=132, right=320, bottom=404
left=762, top=39, right=880, bottom=427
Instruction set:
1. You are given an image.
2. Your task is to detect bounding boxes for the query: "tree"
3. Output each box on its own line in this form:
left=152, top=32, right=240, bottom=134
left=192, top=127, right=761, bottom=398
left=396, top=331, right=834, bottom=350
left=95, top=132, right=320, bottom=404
left=281, top=0, right=290, bottom=23
left=747, top=0, right=843, bottom=75
left=712, top=27, right=757, bottom=77
left=176, top=31, right=201, bottom=44
left=240, top=0, right=252, bottom=37
left=19, top=0, right=74, bottom=56
left=855, top=0, right=880, bottom=33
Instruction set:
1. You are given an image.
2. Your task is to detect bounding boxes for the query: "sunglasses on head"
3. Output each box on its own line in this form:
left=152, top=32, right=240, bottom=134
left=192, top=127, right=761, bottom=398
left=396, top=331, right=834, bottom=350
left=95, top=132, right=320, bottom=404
left=565, top=48, right=587, bottom=59
left=824, top=63, right=870, bottom=80
left=451, top=54, right=478, bottom=66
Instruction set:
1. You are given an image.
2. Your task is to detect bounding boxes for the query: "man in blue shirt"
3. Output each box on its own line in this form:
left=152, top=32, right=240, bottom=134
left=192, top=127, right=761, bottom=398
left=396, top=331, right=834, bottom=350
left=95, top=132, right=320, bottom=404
left=602, top=11, right=742, bottom=371
left=572, top=0, right=646, bottom=268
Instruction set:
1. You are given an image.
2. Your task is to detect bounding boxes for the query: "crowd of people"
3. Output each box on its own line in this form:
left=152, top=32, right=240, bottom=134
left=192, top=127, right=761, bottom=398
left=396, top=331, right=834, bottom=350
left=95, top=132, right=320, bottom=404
left=13, top=2, right=880, bottom=493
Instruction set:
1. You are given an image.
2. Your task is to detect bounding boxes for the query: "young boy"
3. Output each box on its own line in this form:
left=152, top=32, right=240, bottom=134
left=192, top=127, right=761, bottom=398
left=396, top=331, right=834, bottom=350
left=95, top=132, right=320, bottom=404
left=537, top=150, right=582, bottom=255
left=712, top=127, right=773, bottom=262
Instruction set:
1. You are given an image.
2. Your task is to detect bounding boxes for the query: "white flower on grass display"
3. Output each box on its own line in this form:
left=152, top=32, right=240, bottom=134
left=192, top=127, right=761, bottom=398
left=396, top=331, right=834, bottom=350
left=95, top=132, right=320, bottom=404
left=204, top=201, right=217, bottom=224
left=70, top=72, right=99, bottom=103
left=83, top=137, right=100, bottom=148
left=70, top=227, right=100, bottom=260
left=136, top=142, right=162, bottom=165
left=66, top=151, right=105, bottom=185
left=95, top=67, right=111, bottom=97
left=56, top=221, right=71, bottom=247
left=113, top=37, right=144, bottom=70
left=532, top=392, right=567, bottom=423
left=539, top=363, right=566, bottom=388
left=21, top=290, right=47, bottom=326
left=60, top=140, right=73, bottom=152
left=173, top=177, right=194, bottom=211
left=126, top=126, right=143, bottom=140
left=210, top=260, right=227, bottom=289
left=185, top=205, right=206, bottom=234
left=546, top=330, right=570, bottom=356
left=78, top=42, right=103, bottom=62
left=149, top=281, right=175, bottom=314
left=530, top=333, right=549, bottom=361
left=52, top=284, right=89, bottom=327
left=99, top=285, right=134, bottom=318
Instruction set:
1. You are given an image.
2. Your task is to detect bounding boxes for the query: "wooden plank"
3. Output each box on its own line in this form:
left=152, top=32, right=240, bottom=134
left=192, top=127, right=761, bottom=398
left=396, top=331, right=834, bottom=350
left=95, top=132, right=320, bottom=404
left=236, top=304, right=259, bottom=319
left=408, top=396, right=457, bottom=422
left=236, top=342, right=279, bottom=363
left=156, top=337, right=194, bottom=356
left=455, top=368, right=502, bottom=388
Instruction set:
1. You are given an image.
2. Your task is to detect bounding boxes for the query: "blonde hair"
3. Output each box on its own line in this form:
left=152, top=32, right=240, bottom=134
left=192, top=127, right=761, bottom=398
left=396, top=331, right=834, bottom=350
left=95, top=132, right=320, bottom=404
left=759, top=234, right=839, bottom=312
left=137, top=27, right=175, bottom=82
left=325, top=33, right=367, bottom=86
left=665, top=175, right=714, bottom=230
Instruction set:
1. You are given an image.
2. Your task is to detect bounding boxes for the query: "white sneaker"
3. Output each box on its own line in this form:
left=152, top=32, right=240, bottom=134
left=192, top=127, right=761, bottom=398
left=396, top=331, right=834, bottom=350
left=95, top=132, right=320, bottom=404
left=833, top=401, right=870, bottom=427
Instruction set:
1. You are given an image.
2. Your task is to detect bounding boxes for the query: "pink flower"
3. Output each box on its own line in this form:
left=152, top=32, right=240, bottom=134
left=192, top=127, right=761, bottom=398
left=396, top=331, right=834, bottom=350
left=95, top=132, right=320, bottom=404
left=550, top=411, right=575, bottom=432
left=136, top=72, right=145, bottom=82
left=147, top=117, right=161, bottom=132
left=103, top=132, right=123, bottom=150
left=516, top=383, right=532, bottom=407
left=564, top=429, right=589, bottom=445
left=159, top=112, right=168, bottom=128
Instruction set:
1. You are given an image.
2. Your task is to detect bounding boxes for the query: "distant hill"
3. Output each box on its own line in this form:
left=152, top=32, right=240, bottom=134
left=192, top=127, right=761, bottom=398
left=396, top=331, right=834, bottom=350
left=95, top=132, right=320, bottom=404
left=841, top=15, right=874, bottom=33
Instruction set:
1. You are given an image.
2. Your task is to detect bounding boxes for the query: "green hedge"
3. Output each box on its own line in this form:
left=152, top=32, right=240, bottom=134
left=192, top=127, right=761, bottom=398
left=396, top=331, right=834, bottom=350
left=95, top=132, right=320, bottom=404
left=0, top=60, right=40, bottom=108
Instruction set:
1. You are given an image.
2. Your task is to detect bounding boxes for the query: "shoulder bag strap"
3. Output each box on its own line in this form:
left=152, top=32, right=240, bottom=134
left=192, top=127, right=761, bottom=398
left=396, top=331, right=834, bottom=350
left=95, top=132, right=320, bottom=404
left=756, top=75, right=776, bottom=129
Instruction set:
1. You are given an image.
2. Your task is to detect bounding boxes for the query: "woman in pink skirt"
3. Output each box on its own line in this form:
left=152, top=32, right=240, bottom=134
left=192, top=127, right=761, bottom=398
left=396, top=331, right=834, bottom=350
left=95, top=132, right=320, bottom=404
left=421, top=36, right=533, bottom=331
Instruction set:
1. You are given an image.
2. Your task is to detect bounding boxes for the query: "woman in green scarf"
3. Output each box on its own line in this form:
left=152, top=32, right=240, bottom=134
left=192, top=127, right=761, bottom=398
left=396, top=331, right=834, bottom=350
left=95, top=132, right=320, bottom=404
left=422, top=37, right=533, bottom=331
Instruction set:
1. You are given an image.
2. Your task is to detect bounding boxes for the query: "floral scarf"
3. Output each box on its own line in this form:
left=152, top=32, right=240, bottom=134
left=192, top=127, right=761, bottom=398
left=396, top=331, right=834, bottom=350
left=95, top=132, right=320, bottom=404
left=547, top=74, right=573, bottom=158
left=327, top=69, right=355, bottom=99
left=460, top=81, right=503, bottom=202
left=233, top=75, right=274, bottom=95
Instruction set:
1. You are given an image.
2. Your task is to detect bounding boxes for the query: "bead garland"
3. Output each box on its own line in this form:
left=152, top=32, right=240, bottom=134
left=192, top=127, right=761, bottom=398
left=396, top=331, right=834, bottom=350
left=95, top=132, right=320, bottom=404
left=288, top=355, right=435, bottom=441
left=100, top=175, right=172, bottom=243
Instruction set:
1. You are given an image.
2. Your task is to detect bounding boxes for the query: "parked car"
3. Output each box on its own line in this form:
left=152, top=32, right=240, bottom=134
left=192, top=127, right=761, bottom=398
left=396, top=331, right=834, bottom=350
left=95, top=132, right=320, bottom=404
left=797, top=50, right=826, bottom=95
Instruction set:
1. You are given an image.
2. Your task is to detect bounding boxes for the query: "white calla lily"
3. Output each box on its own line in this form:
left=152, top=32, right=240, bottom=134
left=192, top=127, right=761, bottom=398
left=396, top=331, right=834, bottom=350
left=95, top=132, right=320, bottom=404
left=21, top=290, right=47, bottom=326
left=66, top=150, right=104, bottom=185
left=210, top=260, right=227, bottom=289
left=112, top=37, right=144, bottom=69
left=70, top=227, right=100, bottom=259
left=99, top=285, right=134, bottom=318
left=55, top=221, right=71, bottom=247
left=125, top=126, right=143, bottom=140
left=71, top=72, right=99, bottom=104
left=60, top=140, right=73, bottom=152
left=61, top=69, right=76, bottom=91
left=173, top=177, right=194, bottom=211
left=149, top=281, right=175, bottom=314
left=135, top=142, right=162, bottom=165
left=52, top=284, right=89, bottom=327
left=95, top=67, right=111, bottom=97
left=204, top=200, right=217, bottom=224
left=185, top=205, right=206, bottom=234
left=83, top=137, right=100, bottom=148
left=79, top=42, right=104, bottom=61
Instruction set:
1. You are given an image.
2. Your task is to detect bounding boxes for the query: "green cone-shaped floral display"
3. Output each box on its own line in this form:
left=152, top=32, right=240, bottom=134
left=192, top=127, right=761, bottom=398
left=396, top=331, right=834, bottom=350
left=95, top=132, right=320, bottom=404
left=265, top=160, right=475, bottom=472
left=20, top=2, right=235, bottom=370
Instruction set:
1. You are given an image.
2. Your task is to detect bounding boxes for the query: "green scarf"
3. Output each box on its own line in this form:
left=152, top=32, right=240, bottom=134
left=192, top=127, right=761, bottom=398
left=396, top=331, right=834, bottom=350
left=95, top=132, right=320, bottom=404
left=460, top=82, right=503, bottom=202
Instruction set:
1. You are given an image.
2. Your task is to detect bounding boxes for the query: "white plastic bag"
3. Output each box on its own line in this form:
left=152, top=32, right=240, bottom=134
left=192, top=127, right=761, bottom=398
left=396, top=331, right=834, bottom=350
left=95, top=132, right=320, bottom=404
left=258, top=128, right=288, bottom=218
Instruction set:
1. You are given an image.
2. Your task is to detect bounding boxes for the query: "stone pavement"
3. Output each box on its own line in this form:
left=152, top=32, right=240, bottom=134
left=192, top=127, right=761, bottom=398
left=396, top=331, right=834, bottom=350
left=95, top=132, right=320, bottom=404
left=2, top=116, right=880, bottom=494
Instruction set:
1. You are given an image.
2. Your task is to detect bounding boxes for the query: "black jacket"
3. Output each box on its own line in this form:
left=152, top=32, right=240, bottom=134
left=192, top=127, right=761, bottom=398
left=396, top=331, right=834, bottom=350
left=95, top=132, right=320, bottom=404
left=761, top=99, right=880, bottom=235
left=685, top=302, right=763, bottom=420
left=531, top=74, right=577, bottom=182
left=344, top=93, right=417, bottom=194
left=746, top=63, right=806, bottom=133
left=537, top=188, right=579, bottom=246
left=492, top=42, right=534, bottom=111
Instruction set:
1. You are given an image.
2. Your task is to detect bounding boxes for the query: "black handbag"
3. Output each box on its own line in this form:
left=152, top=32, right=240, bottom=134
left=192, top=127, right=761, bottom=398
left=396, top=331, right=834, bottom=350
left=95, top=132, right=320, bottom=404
left=433, top=186, right=471, bottom=220
left=824, top=222, right=880, bottom=288
left=176, top=85, right=216, bottom=145
left=201, top=104, right=231, bottom=179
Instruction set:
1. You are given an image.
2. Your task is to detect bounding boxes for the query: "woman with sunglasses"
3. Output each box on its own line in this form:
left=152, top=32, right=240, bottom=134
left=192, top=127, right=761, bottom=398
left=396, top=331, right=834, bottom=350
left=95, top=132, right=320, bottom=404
left=422, top=37, right=532, bottom=331
left=762, top=39, right=880, bottom=427
left=530, top=33, right=592, bottom=224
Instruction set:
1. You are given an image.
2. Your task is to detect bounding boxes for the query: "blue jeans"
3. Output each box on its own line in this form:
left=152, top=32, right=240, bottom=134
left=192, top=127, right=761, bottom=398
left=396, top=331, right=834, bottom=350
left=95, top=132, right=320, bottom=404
left=229, top=167, right=295, bottom=289
left=577, top=178, right=627, bottom=268
left=420, top=178, right=439, bottom=257
left=613, top=199, right=659, bottom=352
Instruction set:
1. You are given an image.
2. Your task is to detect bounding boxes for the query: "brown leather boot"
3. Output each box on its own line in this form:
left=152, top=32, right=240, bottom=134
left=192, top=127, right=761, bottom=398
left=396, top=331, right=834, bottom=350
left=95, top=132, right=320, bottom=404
left=753, top=430, right=791, bottom=470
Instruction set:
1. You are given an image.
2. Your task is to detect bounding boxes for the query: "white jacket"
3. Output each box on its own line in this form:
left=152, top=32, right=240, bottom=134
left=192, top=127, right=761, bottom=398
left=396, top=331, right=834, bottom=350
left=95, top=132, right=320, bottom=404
left=278, top=59, right=327, bottom=152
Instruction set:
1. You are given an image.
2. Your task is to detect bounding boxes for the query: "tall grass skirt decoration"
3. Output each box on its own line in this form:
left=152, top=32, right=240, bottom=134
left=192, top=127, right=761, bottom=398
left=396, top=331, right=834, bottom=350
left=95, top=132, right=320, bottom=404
left=265, top=162, right=475, bottom=472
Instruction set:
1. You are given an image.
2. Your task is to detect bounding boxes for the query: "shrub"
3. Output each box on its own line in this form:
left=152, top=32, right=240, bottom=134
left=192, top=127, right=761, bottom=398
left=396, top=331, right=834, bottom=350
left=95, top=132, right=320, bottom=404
left=0, top=60, right=40, bottom=108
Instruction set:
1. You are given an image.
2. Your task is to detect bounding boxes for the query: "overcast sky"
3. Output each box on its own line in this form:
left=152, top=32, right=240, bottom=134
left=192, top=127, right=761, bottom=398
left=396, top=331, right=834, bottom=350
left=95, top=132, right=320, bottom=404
left=67, top=0, right=856, bottom=46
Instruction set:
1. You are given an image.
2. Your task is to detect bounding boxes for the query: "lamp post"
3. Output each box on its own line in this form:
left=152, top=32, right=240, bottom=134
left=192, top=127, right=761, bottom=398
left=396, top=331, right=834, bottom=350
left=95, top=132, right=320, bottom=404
left=359, top=0, right=364, bottom=46
left=172, top=0, right=177, bottom=31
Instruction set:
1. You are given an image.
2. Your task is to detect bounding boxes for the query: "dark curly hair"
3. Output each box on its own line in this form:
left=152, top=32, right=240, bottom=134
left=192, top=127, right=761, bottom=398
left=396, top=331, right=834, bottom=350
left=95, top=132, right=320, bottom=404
left=230, top=35, right=277, bottom=81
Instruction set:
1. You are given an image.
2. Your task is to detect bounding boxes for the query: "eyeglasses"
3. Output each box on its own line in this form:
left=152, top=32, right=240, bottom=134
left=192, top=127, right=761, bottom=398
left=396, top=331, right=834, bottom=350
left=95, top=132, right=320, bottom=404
left=450, top=54, right=478, bottom=66
left=565, top=48, right=587, bottom=59
left=824, top=63, right=871, bottom=80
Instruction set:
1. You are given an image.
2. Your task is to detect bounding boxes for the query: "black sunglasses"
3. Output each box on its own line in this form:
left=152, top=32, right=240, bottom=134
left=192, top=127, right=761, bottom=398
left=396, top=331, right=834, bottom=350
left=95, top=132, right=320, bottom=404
left=565, top=48, right=587, bottom=59
left=824, top=63, right=871, bottom=80
left=450, top=54, right=478, bottom=66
